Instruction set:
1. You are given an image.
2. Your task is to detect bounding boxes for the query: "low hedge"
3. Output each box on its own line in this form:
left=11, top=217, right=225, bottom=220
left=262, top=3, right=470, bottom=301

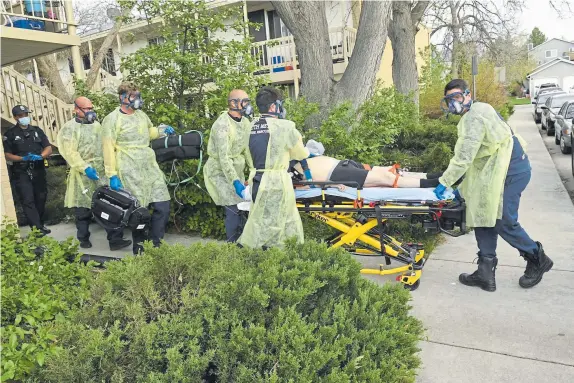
left=31, top=241, right=424, bottom=382
left=0, top=223, right=93, bottom=382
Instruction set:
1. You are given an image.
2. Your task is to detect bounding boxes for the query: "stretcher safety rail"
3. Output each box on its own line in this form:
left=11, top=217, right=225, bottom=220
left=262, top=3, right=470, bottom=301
left=294, top=180, right=467, bottom=290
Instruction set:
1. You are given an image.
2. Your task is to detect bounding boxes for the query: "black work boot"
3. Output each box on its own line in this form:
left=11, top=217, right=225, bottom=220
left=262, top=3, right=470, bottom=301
left=110, top=239, right=132, bottom=251
left=519, top=242, right=553, bottom=288
left=80, top=240, right=92, bottom=249
left=459, top=256, right=497, bottom=292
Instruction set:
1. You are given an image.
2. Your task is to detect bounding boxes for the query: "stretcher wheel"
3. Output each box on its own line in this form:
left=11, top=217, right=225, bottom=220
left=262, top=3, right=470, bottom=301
left=403, top=279, right=420, bottom=291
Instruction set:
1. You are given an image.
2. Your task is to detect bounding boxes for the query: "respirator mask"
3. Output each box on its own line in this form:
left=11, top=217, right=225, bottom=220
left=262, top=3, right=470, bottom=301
left=229, top=98, right=253, bottom=118
left=441, top=89, right=472, bottom=115
left=121, top=92, right=144, bottom=110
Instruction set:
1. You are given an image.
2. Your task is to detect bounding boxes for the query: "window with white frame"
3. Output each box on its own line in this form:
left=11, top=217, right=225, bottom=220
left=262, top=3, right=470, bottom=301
left=545, top=49, right=557, bottom=58
left=148, top=37, right=165, bottom=46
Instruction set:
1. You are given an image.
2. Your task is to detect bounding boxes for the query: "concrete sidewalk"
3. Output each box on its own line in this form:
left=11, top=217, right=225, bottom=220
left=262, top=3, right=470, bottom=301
left=364, top=105, right=574, bottom=382
left=21, top=223, right=212, bottom=261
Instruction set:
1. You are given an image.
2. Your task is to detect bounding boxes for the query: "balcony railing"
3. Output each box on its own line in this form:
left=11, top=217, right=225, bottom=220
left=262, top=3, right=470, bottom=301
left=251, top=27, right=357, bottom=75
left=1, top=66, right=74, bottom=143
left=1, top=0, right=71, bottom=34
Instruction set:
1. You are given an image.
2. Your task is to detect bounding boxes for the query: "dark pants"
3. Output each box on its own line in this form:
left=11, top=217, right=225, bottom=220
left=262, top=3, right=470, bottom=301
left=224, top=205, right=245, bottom=242
left=474, top=171, right=538, bottom=258
left=12, top=167, right=47, bottom=229
left=74, top=207, right=124, bottom=244
left=132, top=201, right=170, bottom=254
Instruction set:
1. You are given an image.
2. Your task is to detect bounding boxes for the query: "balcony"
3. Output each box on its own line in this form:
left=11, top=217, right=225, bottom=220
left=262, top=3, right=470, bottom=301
left=251, top=27, right=357, bottom=83
left=0, top=0, right=80, bottom=66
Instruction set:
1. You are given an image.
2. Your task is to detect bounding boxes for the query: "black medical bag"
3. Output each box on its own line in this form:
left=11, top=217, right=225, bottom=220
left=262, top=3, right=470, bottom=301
left=151, top=131, right=203, bottom=163
left=91, top=186, right=151, bottom=231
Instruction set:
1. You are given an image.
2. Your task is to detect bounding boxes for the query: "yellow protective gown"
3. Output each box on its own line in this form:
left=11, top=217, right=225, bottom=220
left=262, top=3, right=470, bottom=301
left=101, top=108, right=170, bottom=207
left=439, top=102, right=527, bottom=228
left=57, top=118, right=107, bottom=208
left=239, top=118, right=310, bottom=249
left=203, top=112, right=251, bottom=206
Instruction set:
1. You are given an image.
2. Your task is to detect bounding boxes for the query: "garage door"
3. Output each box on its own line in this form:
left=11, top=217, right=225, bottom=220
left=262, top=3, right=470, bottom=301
left=563, top=76, right=574, bottom=93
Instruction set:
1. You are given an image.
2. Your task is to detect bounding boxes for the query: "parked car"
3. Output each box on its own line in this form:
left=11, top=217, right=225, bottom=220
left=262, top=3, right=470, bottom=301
left=534, top=86, right=561, bottom=101
left=571, top=131, right=574, bottom=176
left=533, top=90, right=566, bottom=123
left=553, top=101, right=574, bottom=154
left=534, top=83, right=560, bottom=98
left=540, top=94, right=574, bottom=135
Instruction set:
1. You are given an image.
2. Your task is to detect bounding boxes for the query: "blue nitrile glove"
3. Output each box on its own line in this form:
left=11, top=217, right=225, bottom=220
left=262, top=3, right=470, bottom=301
left=164, top=126, right=176, bottom=135
left=434, top=183, right=447, bottom=200
left=233, top=179, right=245, bottom=198
left=308, top=152, right=319, bottom=158
left=110, top=175, right=123, bottom=191
left=22, top=153, right=42, bottom=161
left=84, top=167, right=99, bottom=180
left=303, top=169, right=313, bottom=180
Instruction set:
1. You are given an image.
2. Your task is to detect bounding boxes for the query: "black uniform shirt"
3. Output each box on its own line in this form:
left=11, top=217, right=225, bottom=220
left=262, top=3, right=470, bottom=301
left=2, top=124, right=50, bottom=157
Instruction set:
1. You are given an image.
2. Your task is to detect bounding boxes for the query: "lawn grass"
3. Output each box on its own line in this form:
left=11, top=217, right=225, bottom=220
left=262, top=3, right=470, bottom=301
left=509, top=97, right=532, bottom=106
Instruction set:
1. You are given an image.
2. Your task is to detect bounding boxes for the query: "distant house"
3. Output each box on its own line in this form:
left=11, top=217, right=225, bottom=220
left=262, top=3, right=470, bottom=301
left=525, top=58, right=574, bottom=97
left=527, top=38, right=574, bottom=66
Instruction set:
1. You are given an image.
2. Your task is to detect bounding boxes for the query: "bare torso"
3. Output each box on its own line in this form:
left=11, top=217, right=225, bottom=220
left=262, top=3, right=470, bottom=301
left=292, top=156, right=340, bottom=181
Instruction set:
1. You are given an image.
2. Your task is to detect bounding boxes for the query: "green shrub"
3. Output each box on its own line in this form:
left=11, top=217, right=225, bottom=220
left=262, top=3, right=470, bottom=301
left=0, top=223, right=93, bottom=381
left=32, top=241, right=423, bottom=382
left=382, top=117, right=459, bottom=172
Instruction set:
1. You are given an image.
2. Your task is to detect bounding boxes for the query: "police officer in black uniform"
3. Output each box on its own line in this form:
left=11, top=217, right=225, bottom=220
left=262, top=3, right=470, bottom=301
left=3, top=105, right=52, bottom=235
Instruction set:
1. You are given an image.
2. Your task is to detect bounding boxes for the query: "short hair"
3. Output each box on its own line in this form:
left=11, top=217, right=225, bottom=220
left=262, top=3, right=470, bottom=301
left=444, top=79, right=469, bottom=95
left=118, top=81, right=139, bottom=96
left=256, top=86, right=283, bottom=113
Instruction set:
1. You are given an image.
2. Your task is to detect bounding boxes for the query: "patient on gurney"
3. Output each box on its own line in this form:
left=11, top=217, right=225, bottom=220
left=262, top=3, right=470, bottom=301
left=290, top=155, right=442, bottom=189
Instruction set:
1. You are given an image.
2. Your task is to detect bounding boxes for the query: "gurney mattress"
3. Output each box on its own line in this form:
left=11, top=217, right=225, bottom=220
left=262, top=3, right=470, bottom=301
left=295, top=187, right=454, bottom=203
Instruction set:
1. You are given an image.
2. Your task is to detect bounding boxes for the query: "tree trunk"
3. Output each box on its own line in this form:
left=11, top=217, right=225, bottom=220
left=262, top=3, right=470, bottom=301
left=35, top=55, right=73, bottom=103
left=271, top=0, right=334, bottom=117
left=389, top=1, right=424, bottom=106
left=85, top=6, right=132, bottom=90
left=332, top=0, right=392, bottom=108
left=272, top=0, right=391, bottom=124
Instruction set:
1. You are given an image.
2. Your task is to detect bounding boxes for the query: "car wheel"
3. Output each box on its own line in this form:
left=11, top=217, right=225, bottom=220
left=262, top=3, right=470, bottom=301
left=555, top=129, right=560, bottom=145
left=535, top=113, right=541, bottom=124
left=546, top=121, right=554, bottom=136
left=561, top=135, right=572, bottom=154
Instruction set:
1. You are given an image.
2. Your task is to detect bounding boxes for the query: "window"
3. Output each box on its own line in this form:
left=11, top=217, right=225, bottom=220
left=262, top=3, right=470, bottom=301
left=248, top=10, right=266, bottom=43
left=148, top=37, right=165, bottom=46
left=545, top=97, right=552, bottom=107
left=558, top=103, right=567, bottom=116
left=267, top=10, right=291, bottom=39
left=82, top=54, right=91, bottom=70
left=102, top=49, right=116, bottom=76
left=68, top=58, right=74, bottom=74
left=566, top=104, right=574, bottom=119
left=545, top=49, right=557, bottom=58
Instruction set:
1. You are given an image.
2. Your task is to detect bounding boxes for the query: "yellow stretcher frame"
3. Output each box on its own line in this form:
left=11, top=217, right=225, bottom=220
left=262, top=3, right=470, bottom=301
left=295, top=182, right=466, bottom=291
